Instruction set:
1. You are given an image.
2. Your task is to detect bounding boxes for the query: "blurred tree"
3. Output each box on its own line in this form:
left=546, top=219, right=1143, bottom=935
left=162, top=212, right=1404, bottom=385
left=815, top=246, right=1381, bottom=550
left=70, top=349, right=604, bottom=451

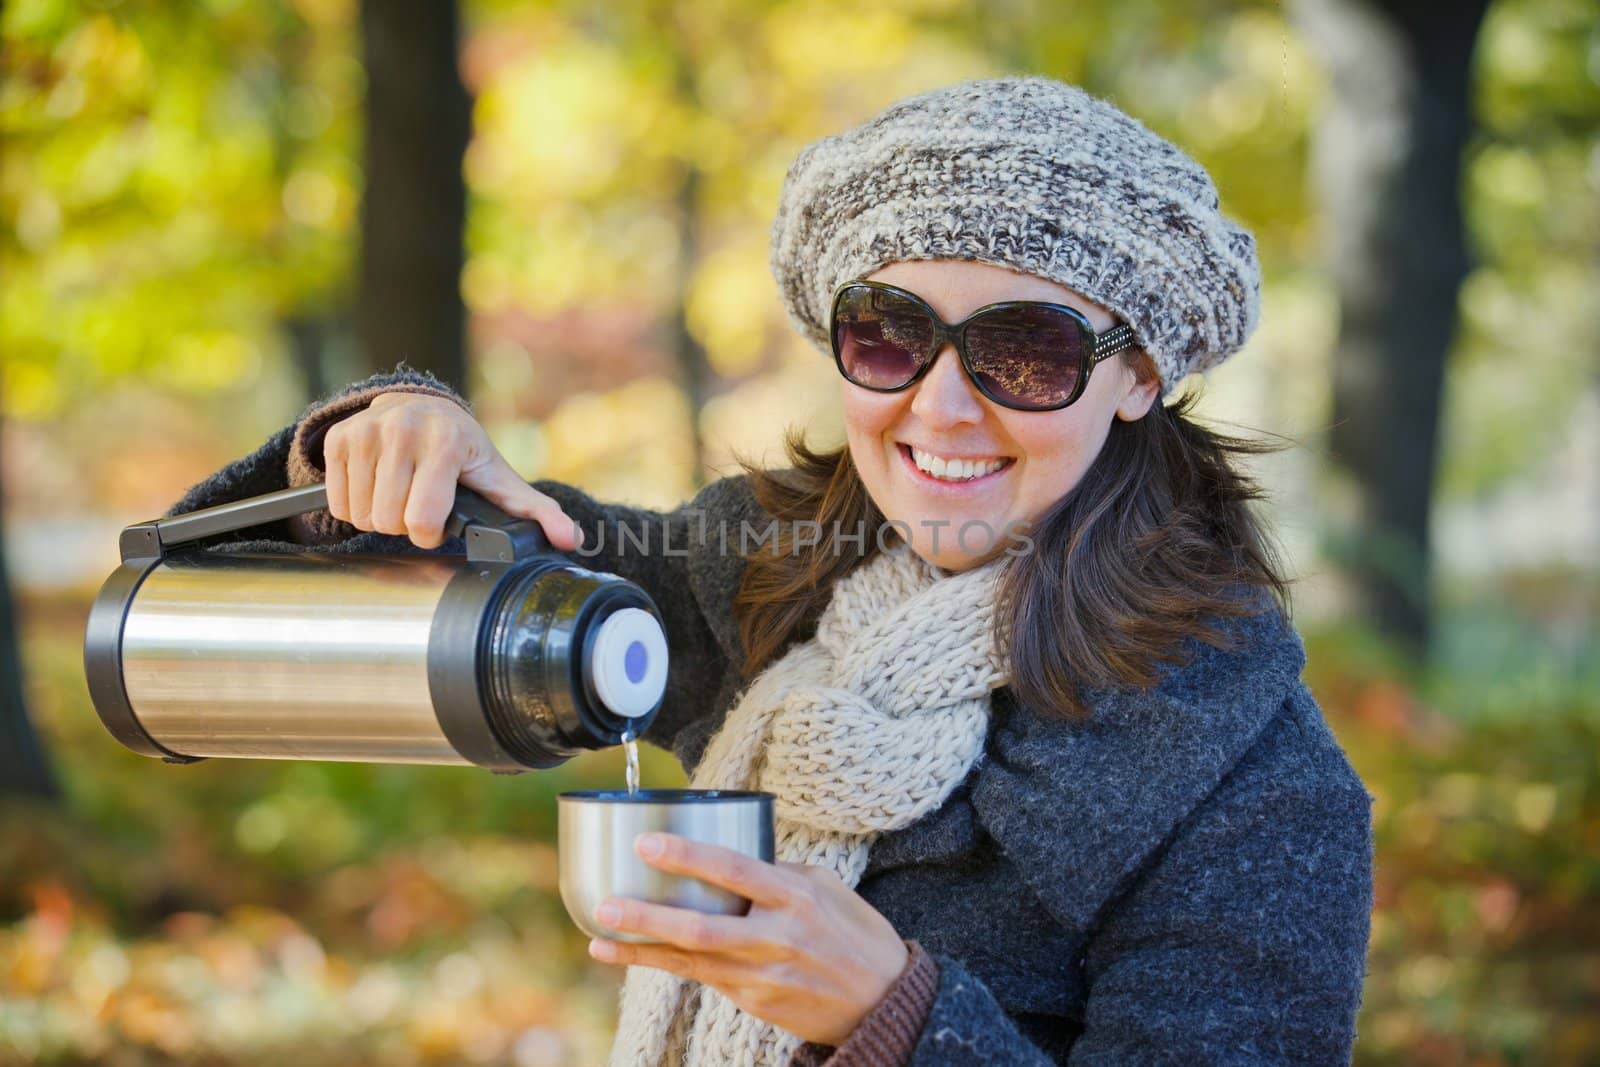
left=0, top=0, right=57, bottom=800
left=462, top=0, right=738, bottom=489
left=1292, top=0, right=1494, bottom=656
left=0, top=1, right=362, bottom=427
left=646, top=1, right=723, bottom=490
left=665, top=32, right=710, bottom=490
left=0, top=421, right=58, bottom=801
left=355, top=0, right=471, bottom=389
left=1435, top=0, right=1600, bottom=514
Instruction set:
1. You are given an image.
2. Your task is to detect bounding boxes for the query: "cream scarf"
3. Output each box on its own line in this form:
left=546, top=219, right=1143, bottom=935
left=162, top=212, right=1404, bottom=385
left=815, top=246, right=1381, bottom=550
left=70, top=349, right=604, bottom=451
left=607, top=537, right=1012, bottom=1067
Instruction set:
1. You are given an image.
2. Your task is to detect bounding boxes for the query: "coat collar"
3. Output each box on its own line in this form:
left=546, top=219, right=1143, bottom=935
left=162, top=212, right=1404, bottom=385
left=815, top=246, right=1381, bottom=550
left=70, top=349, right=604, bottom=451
left=969, top=597, right=1306, bottom=935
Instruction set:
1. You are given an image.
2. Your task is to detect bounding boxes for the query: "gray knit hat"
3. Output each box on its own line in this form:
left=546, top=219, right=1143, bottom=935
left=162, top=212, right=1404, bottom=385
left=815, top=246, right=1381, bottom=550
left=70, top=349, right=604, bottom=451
left=769, top=77, right=1261, bottom=395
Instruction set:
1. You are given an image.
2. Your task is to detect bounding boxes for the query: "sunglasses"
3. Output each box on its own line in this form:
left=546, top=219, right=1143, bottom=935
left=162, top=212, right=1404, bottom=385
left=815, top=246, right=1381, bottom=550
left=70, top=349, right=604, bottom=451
left=829, top=280, right=1137, bottom=412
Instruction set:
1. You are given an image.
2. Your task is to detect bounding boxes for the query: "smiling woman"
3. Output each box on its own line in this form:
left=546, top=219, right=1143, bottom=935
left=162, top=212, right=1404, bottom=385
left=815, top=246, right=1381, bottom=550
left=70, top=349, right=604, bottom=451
left=169, top=76, right=1373, bottom=1067
left=735, top=256, right=1294, bottom=724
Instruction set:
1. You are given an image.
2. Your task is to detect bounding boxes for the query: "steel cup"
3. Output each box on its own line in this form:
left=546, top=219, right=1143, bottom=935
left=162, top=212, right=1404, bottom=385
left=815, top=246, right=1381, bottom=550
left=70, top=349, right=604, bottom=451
left=558, top=789, right=776, bottom=944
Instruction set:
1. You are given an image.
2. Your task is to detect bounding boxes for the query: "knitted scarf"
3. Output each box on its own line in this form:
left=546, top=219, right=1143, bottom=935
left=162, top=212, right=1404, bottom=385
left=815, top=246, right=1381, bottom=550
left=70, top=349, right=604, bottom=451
left=607, top=537, right=1012, bottom=1067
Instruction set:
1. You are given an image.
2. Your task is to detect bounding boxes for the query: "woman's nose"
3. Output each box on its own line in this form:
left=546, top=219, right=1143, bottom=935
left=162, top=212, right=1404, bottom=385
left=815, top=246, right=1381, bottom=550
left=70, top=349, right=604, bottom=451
left=909, top=345, right=986, bottom=427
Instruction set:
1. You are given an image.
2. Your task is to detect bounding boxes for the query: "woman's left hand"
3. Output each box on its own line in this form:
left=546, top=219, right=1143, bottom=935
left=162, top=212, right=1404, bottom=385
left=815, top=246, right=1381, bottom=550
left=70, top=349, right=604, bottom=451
left=588, top=832, right=909, bottom=1047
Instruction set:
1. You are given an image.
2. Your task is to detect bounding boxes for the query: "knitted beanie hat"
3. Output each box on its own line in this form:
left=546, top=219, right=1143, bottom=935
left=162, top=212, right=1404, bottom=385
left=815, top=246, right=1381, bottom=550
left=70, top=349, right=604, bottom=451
left=769, top=76, right=1261, bottom=395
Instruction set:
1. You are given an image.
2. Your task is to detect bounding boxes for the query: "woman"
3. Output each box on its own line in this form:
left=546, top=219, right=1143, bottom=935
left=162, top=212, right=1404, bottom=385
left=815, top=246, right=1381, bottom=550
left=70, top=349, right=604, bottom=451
left=174, top=77, right=1373, bottom=1064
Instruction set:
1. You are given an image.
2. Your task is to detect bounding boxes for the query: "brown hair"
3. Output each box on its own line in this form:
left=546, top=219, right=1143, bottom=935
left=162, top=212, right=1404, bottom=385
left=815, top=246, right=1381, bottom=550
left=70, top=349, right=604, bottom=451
left=730, top=352, right=1294, bottom=721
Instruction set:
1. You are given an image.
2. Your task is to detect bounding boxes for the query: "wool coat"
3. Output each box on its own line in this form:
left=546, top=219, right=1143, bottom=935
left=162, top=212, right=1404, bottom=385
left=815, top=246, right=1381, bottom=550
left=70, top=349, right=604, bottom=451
left=167, top=371, right=1375, bottom=1065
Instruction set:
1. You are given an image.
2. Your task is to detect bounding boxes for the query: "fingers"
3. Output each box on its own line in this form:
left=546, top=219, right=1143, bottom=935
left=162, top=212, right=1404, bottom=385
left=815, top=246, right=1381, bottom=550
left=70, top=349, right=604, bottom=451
left=323, top=434, right=350, bottom=526
left=593, top=898, right=751, bottom=956
left=461, top=456, right=583, bottom=553
left=634, top=834, right=793, bottom=910
left=312, top=393, right=584, bottom=553
left=403, top=453, right=462, bottom=550
left=341, top=426, right=377, bottom=529
left=369, top=448, right=416, bottom=537
left=588, top=936, right=738, bottom=986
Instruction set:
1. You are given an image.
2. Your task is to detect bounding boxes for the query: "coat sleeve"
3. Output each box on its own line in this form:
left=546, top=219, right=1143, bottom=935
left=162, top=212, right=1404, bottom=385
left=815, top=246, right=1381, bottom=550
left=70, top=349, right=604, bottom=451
left=905, top=953, right=1063, bottom=1065
left=1065, top=690, right=1374, bottom=1065
left=162, top=365, right=736, bottom=760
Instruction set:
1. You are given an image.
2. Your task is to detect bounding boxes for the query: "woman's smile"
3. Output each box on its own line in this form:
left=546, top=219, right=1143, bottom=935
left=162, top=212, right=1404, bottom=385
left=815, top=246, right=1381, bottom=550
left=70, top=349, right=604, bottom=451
left=896, top=442, right=1016, bottom=496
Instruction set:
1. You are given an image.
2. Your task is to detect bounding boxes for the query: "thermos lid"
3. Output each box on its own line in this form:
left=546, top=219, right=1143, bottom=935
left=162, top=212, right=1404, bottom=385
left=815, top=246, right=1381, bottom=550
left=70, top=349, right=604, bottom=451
left=588, top=607, right=669, bottom=720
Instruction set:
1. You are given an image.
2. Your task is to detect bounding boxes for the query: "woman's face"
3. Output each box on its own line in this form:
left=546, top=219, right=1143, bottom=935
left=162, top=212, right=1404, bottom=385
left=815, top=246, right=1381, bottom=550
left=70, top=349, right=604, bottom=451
left=842, top=259, right=1161, bottom=573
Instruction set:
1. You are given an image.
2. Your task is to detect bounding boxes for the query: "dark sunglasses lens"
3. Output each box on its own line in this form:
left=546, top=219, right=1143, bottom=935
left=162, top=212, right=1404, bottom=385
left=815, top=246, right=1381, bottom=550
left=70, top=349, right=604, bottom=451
left=962, top=306, right=1085, bottom=409
left=833, top=287, right=934, bottom=389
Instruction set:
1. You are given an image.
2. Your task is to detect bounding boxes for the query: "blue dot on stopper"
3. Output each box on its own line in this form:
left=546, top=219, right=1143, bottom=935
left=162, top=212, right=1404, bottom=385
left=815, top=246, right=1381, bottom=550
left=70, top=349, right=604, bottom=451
left=624, top=641, right=648, bottom=684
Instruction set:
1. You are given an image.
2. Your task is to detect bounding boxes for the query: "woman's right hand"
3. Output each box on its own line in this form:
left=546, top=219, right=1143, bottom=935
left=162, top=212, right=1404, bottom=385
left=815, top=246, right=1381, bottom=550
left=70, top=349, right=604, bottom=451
left=321, top=392, right=584, bottom=552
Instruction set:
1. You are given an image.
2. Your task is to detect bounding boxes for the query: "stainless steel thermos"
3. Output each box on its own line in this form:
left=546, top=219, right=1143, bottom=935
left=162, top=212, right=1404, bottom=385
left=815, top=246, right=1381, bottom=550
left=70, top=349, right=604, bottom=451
left=83, top=483, right=668, bottom=773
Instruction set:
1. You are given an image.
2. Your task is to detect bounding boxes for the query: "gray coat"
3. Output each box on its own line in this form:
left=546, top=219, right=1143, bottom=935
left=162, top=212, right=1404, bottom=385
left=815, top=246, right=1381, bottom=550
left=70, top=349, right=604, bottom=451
left=170, top=372, right=1374, bottom=1065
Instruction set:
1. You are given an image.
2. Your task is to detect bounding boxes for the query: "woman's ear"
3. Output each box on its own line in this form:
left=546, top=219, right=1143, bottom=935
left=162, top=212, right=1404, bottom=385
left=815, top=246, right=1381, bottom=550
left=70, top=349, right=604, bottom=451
left=1114, top=356, right=1162, bottom=422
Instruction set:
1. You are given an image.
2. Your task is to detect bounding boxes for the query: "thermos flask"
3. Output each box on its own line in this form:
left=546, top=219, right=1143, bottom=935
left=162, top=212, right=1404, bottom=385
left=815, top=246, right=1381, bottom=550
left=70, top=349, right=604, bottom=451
left=83, top=483, right=669, bottom=773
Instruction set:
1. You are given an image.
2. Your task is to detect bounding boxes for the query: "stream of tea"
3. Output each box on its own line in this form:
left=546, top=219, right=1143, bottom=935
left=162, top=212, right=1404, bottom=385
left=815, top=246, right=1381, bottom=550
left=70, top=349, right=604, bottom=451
left=621, top=723, right=640, bottom=795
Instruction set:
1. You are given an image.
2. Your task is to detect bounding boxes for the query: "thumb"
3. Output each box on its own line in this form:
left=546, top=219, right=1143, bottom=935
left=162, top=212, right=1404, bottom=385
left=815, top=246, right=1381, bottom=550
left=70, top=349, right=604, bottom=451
left=458, top=456, right=584, bottom=553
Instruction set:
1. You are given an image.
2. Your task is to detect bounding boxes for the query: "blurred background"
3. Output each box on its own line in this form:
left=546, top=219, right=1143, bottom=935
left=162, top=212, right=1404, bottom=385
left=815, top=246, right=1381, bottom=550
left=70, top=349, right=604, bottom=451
left=2, top=0, right=1596, bottom=1063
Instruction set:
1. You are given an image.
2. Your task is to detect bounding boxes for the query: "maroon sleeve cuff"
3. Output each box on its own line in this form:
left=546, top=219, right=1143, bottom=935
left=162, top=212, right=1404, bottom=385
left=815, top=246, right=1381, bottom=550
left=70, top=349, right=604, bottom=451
left=790, top=941, right=939, bottom=1067
left=286, top=382, right=470, bottom=544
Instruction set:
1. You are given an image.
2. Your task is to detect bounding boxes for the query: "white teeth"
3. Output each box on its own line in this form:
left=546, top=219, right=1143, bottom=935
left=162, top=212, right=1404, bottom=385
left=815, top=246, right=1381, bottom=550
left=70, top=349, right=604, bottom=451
left=909, top=447, right=1007, bottom=482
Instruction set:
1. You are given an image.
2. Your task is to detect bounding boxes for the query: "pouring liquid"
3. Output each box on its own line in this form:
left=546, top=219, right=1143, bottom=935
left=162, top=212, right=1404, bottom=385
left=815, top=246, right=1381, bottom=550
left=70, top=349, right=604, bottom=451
left=621, top=723, right=640, bottom=796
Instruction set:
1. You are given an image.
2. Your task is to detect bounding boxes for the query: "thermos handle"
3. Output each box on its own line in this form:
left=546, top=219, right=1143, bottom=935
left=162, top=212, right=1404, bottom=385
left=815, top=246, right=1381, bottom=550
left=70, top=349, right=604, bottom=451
left=442, top=485, right=553, bottom=563
left=124, top=483, right=553, bottom=563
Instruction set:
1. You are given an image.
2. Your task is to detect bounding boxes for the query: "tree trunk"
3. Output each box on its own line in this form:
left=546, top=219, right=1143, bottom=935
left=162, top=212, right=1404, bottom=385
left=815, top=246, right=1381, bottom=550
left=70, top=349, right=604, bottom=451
left=1293, top=0, right=1491, bottom=658
left=285, top=314, right=330, bottom=402
left=0, top=0, right=58, bottom=794
left=670, top=164, right=709, bottom=490
left=0, top=419, right=59, bottom=801
left=356, top=0, right=472, bottom=390
left=661, top=26, right=711, bottom=490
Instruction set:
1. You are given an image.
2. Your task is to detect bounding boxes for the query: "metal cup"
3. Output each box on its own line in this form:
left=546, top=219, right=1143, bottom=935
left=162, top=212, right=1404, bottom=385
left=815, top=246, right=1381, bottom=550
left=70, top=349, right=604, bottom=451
left=558, top=789, right=775, bottom=944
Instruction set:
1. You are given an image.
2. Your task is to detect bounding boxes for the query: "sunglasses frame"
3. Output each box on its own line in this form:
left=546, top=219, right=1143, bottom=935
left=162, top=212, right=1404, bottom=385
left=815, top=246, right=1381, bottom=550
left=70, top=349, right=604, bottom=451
left=828, top=279, right=1138, bottom=412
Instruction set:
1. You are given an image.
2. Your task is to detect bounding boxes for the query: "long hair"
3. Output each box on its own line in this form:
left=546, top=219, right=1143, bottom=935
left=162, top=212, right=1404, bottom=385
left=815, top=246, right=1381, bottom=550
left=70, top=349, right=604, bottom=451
left=731, top=352, right=1294, bottom=721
